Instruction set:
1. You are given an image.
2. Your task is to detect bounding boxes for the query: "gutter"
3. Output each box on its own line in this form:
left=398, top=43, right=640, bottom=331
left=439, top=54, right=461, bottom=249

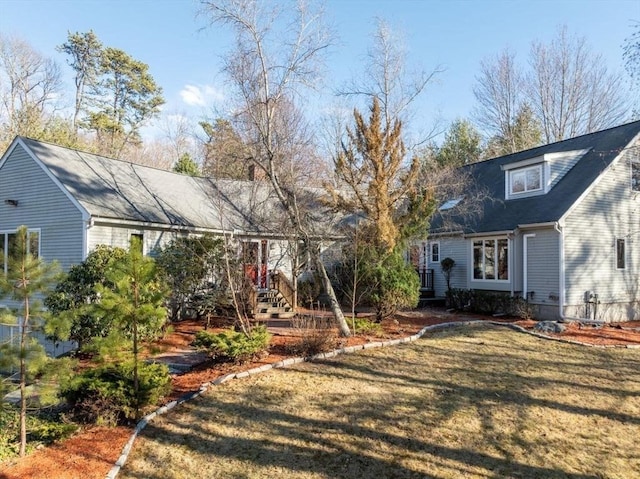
left=91, top=216, right=346, bottom=242
left=518, top=221, right=556, bottom=229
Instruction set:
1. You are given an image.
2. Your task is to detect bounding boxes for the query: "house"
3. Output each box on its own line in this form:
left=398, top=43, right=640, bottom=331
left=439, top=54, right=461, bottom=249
left=0, top=137, right=345, bottom=354
left=414, top=120, right=640, bottom=322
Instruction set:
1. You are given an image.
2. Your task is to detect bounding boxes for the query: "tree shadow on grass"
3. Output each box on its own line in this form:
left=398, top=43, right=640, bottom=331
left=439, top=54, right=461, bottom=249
left=124, top=399, right=599, bottom=479
left=121, top=325, right=639, bottom=479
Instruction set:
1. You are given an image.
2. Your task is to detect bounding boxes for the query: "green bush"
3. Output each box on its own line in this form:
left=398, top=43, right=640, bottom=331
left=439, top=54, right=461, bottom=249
left=0, top=404, right=78, bottom=460
left=446, top=288, right=535, bottom=319
left=60, top=361, right=171, bottom=425
left=350, top=316, right=383, bottom=335
left=192, top=325, right=271, bottom=363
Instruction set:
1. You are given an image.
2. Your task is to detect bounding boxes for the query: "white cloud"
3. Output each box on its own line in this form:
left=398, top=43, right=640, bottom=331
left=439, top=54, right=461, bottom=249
left=179, top=84, right=224, bottom=107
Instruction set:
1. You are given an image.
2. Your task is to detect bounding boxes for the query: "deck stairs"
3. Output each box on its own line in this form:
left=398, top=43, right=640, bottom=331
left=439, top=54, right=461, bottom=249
left=253, top=289, right=295, bottom=320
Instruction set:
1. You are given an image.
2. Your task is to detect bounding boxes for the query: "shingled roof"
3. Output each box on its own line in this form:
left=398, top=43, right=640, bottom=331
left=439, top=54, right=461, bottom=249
left=14, top=137, right=341, bottom=237
left=432, top=120, right=640, bottom=235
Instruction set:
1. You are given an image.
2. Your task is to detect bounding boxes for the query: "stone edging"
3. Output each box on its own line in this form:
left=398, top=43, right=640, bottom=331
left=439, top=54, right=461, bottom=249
left=105, top=319, right=638, bottom=478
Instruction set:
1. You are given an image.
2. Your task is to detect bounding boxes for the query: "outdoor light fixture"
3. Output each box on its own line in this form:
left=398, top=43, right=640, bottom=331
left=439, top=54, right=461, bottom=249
left=4, top=199, right=18, bottom=206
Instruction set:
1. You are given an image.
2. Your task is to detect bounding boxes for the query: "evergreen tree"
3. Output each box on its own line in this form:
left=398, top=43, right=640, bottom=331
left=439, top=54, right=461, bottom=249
left=485, top=104, right=542, bottom=157
left=89, top=47, right=164, bottom=158
left=330, top=97, right=435, bottom=252
left=172, top=152, right=201, bottom=176
left=329, top=97, right=435, bottom=320
left=435, top=119, right=484, bottom=167
left=45, top=245, right=127, bottom=350
left=90, top=237, right=168, bottom=412
left=0, top=226, right=63, bottom=456
left=199, top=119, right=249, bottom=179
left=57, top=30, right=103, bottom=136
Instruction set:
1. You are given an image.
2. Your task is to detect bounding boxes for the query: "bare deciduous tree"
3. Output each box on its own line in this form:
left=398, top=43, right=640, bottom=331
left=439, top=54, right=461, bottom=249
left=472, top=48, right=527, bottom=151
left=338, top=18, right=442, bottom=145
left=199, top=0, right=352, bottom=336
left=0, top=34, right=62, bottom=146
left=624, top=22, right=640, bottom=119
left=528, top=27, right=628, bottom=142
left=474, top=27, right=629, bottom=147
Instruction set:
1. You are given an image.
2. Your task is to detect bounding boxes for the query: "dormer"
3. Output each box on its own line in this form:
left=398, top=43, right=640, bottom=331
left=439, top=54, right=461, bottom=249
left=502, top=148, right=590, bottom=200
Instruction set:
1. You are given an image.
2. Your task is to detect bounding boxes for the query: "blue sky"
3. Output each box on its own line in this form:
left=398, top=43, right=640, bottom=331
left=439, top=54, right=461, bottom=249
left=1, top=0, right=639, bottom=141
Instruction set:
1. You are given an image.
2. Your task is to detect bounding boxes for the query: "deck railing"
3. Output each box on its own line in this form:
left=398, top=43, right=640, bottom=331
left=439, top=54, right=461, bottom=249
left=417, top=267, right=434, bottom=290
left=269, top=269, right=296, bottom=310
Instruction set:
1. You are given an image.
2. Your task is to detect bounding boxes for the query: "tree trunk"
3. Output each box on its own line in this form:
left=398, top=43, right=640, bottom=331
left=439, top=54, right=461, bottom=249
left=312, top=252, right=351, bottom=337
left=19, top=299, right=28, bottom=457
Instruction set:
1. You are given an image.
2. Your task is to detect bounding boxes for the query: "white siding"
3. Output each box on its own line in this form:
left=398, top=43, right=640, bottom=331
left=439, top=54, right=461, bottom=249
left=87, top=223, right=183, bottom=257
left=563, top=140, right=640, bottom=321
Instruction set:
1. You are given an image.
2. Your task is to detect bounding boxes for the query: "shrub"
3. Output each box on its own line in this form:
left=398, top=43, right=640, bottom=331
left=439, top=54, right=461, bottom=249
left=350, top=316, right=383, bottom=335
left=446, top=288, right=536, bottom=319
left=192, top=325, right=271, bottom=363
left=0, top=404, right=77, bottom=460
left=60, top=361, right=171, bottom=425
left=287, top=315, right=337, bottom=357
left=297, top=276, right=322, bottom=307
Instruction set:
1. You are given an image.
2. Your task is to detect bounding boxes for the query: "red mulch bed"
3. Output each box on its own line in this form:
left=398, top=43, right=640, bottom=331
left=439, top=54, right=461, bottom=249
left=2, top=310, right=640, bottom=479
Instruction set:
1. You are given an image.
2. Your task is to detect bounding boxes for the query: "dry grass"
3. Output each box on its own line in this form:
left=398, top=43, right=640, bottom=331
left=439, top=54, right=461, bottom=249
left=120, top=324, right=640, bottom=479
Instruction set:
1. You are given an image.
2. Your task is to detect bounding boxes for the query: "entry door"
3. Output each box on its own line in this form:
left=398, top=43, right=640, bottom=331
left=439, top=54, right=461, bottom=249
left=242, top=240, right=269, bottom=288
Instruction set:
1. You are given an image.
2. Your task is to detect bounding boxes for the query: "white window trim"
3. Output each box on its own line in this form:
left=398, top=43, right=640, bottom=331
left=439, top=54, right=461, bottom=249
left=430, top=241, right=440, bottom=263
left=616, top=238, right=626, bottom=270
left=0, top=228, right=41, bottom=273
left=471, top=236, right=510, bottom=282
left=506, top=164, right=544, bottom=198
left=631, top=162, right=640, bottom=192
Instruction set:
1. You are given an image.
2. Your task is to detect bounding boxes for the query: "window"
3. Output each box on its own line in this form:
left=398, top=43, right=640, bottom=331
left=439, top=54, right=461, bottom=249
left=1, top=229, right=40, bottom=274
left=473, top=238, right=509, bottom=281
left=616, top=238, right=626, bottom=269
left=430, top=242, right=440, bottom=263
left=510, top=165, right=542, bottom=195
left=632, top=163, right=640, bottom=192
left=439, top=197, right=463, bottom=211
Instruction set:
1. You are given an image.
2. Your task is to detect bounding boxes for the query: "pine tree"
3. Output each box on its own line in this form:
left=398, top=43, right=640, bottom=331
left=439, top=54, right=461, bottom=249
left=91, top=237, right=168, bottom=411
left=0, top=226, right=62, bottom=456
left=330, top=97, right=435, bottom=252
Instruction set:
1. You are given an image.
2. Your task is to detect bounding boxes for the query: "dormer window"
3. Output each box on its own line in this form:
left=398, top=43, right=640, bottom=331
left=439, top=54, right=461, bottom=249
left=510, top=165, right=542, bottom=195
left=502, top=149, right=589, bottom=200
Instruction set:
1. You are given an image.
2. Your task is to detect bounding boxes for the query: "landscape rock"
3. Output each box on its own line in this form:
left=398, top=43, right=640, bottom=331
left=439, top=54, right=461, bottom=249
left=534, top=321, right=566, bottom=334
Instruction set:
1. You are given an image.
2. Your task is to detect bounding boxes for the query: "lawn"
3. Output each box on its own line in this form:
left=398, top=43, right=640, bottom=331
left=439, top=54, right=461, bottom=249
left=119, top=323, right=640, bottom=479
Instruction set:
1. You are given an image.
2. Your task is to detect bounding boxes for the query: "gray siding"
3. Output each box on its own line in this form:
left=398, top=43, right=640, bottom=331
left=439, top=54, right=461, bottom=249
left=0, top=324, right=76, bottom=358
left=523, top=227, right=560, bottom=310
left=0, top=145, right=84, bottom=355
left=548, top=150, right=585, bottom=189
left=563, top=139, right=640, bottom=321
left=430, top=237, right=467, bottom=296
left=0, top=144, right=85, bottom=270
